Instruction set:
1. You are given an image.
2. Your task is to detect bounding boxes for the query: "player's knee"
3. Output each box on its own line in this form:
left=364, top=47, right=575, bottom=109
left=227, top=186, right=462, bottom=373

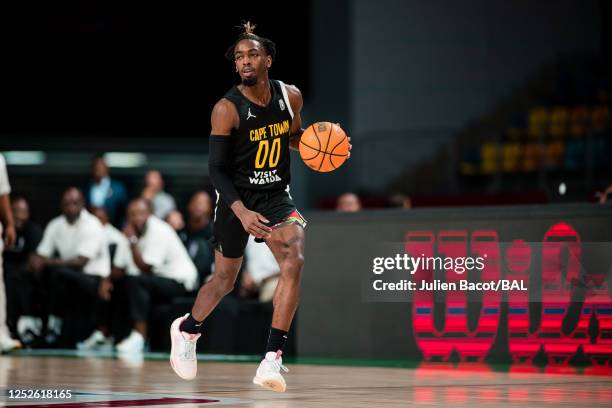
left=211, top=271, right=236, bottom=297
left=282, top=252, right=304, bottom=274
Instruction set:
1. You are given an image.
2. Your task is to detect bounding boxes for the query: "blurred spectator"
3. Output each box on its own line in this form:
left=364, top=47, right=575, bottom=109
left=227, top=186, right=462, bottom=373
left=597, top=184, right=612, bottom=204
left=90, top=206, right=139, bottom=278
left=3, top=197, right=42, bottom=346
left=77, top=207, right=137, bottom=351
left=241, top=236, right=279, bottom=302
left=90, top=207, right=124, bottom=260
left=87, top=154, right=128, bottom=228
left=178, top=191, right=214, bottom=284
left=0, top=153, right=21, bottom=352
left=336, top=192, right=362, bottom=212
left=388, top=193, right=412, bottom=209
left=165, top=210, right=185, bottom=232
left=30, top=187, right=110, bottom=345
left=113, top=198, right=197, bottom=354
left=141, top=170, right=176, bottom=219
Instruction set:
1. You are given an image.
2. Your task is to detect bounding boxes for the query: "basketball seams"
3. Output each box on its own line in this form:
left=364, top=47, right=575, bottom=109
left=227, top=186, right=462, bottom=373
left=299, top=140, right=347, bottom=157
left=310, top=123, right=321, bottom=151
left=329, top=155, right=337, bottom=170
left=329, top=155, right=338, bottom=169
left=318, top=123, right=334, bottom=171
left=299, top=143, right=321, bottom=161
left=327, top=130, right=347, bottom=170
left=329, top=134, right=347, bottom=155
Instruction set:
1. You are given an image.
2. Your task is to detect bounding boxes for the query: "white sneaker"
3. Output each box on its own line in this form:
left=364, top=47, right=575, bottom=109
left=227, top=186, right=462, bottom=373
left=115, top=330, right=145, bottom=354
left=17, top=316, right=43, bottom=344
left=77, top=330, right=113, bottom=351
left=45, top=315, right=63, bottom=345
left=253, top=351, right=289, bottom=392
left=169, top=314, right=201, bottom=380
left=0, top=333, right=22, bottom=353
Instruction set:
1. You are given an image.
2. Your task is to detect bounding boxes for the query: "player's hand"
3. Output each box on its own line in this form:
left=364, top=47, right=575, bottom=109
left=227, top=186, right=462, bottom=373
left=347, top=137, right=352, bottom=159
left=98, top=277, right=113, bottom=301
left=3, top=224, right=16, bottom=247
left=335, top=122, right=352, bottom=159
left=237, top=209, right=272, bottom=239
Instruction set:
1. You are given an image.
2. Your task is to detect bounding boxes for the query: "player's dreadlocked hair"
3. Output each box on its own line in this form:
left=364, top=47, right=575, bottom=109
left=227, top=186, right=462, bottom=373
left=225, top=21, right=277, bottom=62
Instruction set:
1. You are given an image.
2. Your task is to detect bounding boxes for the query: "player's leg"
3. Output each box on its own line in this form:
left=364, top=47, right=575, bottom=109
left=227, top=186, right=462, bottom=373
left=169, top=195, right=248, bottom=380
left=253, top=222, right=305, bottom=392
left=189, top=251, right=242, bottom=322
left=169, top=251, right=242, bottom=380
left=266, top=223, right=305, bottom=332
left=182, top=195, right=248, bottom=326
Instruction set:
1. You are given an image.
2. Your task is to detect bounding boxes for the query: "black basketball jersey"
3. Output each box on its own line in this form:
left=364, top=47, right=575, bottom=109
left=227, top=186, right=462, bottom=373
left=222, top=79, right=294, bottom=191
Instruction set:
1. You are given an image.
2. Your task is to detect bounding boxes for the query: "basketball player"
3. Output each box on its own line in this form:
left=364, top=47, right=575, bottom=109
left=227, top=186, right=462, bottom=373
left=169, top=22, right=349, bottom=392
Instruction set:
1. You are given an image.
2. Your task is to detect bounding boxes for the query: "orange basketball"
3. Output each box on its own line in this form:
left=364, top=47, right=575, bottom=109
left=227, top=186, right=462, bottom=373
left=299, top=122, right=350, bottom=172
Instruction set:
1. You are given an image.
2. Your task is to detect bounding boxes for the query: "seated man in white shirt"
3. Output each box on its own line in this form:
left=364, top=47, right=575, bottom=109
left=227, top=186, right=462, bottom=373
left=30, top=187, right=110, bottom=345
left=114, top=198, right=198, bottom=353
left=76, top=207, right=137, bottom=351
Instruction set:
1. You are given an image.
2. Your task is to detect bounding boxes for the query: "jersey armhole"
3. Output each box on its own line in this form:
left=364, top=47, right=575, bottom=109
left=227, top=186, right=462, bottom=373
left=278, top=81, right=295, bottom=120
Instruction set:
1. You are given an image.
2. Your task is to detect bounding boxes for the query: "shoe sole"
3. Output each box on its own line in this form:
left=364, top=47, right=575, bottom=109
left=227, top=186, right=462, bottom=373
left=169, top=318, right=196, bottom=381
left=253, top=376, right=286, bottom=393
left=0, top=342, right=22, bottom=353
left=77, top=342, right=110, bottom=351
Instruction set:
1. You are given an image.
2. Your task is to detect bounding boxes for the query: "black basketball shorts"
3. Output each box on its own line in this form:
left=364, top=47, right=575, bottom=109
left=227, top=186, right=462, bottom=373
left=211, top=187, right=307, bottom=258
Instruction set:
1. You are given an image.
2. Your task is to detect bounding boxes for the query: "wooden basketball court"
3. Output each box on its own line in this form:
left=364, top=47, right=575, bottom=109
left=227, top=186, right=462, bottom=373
left=2, top=353, right=612, bottom=407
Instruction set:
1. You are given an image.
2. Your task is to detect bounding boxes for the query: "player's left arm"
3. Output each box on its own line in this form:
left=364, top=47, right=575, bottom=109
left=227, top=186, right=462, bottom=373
left=286, top=84, right=304, bottom=151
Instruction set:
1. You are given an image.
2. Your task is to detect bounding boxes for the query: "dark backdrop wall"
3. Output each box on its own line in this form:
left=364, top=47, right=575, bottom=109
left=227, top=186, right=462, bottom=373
left=352, top=0, right=602, bottom=194
left=0, top=2, right=310, bottom=139
left=304, top=0, right=603, bottom=204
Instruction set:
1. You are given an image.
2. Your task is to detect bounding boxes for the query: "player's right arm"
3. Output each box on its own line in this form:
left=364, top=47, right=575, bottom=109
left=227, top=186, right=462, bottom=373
left=210, top=99, right=272, bottom=239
